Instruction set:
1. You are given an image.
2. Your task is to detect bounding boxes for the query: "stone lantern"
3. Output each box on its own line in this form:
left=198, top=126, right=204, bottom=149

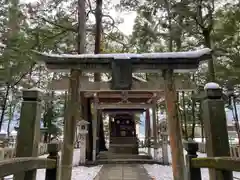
left=77, top=120, right=89, bottom=164
left=159, top=120, right=169, bottom=165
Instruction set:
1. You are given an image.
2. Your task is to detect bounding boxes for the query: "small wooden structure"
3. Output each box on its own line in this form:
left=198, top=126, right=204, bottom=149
left=36, top=48, right=212, bottom=180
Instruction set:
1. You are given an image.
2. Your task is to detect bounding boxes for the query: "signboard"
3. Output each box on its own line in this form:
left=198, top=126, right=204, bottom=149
left=111, top=59, right=132, bottom=90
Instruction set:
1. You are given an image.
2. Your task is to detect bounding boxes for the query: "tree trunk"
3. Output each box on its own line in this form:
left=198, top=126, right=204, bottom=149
left=203, top=29, right=215, bottom=82
left=0, top=84, right=10, bottom=130
left=191, top=91, right=196, bottom=139
left=7, top=102, right=16, bottom=136
left=182, top=91, right=188, bottom=139
left=94, top=0, right=102, bottom=83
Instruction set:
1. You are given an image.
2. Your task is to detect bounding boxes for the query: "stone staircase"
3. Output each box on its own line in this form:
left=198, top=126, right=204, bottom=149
left=109, top=137, right=138, bottom=154
left=96, top=151, right=162, bottom=164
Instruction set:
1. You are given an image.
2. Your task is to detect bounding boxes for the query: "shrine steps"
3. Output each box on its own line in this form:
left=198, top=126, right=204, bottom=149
left=96, top=158, right=163, bottom=165
left=97, top=152, right=151, bottom=160
left=95, top=151, right=162, bottom=165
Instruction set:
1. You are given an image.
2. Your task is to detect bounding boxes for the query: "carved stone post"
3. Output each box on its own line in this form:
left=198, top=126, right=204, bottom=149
left=183, top=140, right=201, bottom=180
left=78, top=120, right=89, bottom=165
left=14, top=88, right=42, bottom=180
left=160, top=121, right=169, bottom=165
left=45, top=143, right=60, bottom=180
left=202, top=82, right=233, bottom=180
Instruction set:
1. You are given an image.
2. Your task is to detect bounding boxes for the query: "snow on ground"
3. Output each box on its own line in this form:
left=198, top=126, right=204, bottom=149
left=4, top=149, right=102, bottom=180
left=143, top=146, right=240, bottom=180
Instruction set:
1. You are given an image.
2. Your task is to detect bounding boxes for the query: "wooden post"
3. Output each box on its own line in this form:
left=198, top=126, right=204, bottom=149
left=96, top=110, right=101, bottom=154
left=152, top=105, right=158, bottom=159
left=61, top=69, right=80, bottom=180
left=45, top=143, right=60, bottom=180
left=145, top=109, right=151, bottom=156
left=85, top=98, right=93, bottom=161
left=14, top=89, right=42, bottom=180
left=183, top=140, right=202, bottom=180
left=163, top=69, right=185, bottom=180
left=202, top=82, right=233, bottom=180
left=92, top=94, right=98, bottom=162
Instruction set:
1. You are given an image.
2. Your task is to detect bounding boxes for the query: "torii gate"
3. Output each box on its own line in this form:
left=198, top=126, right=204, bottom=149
left=49, top=73, right=196, bottom=159
left=36, top=48, right=212, bottom=180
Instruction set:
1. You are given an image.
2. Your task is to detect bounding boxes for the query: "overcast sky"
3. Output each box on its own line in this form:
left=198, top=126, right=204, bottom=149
left=21, top=0, right=136, bottom=35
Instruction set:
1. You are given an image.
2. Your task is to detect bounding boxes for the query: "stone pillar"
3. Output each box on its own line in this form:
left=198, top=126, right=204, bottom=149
left=183, top=140, right=201, bottom=180
left=202, top=82, right=233, bottom=180
left=14, top=88, right=42, bottom=180
left=152, top=105, right=158, bottom=159
left=160, top=121, right=169, bottom=165
left=79, top=133, right=87, bottom=164
left=78, top=120, right=89, bottom=165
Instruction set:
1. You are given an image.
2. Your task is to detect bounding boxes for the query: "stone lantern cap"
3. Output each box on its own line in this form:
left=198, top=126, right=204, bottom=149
left=77, top=120, right=89, bottom=126
left=204, top=82, right=222, bottom=99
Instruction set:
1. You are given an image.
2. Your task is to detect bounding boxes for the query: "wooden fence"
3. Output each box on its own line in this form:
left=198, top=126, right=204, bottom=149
left=198, top=142, right=240, bottom=157
left=0, top=142, right=62, bottom=160
left=0, top=143, right=59, bottom=180
left=186, top=141, right=237, bottom=180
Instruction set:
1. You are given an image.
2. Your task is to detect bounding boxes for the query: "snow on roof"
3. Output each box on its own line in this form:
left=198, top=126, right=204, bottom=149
left=105, top=74, right=147, bottom=82
left=0, top=42, right=6, bottom=48
left=35, top=48, right=212, bottom=60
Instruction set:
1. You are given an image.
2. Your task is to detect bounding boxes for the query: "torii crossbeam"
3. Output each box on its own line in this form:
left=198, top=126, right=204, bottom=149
left=48, top=74, right=196, bottom=91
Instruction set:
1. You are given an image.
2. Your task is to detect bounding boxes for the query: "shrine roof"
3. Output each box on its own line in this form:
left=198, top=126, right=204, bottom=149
left=35, top=48, right=211, bottom=60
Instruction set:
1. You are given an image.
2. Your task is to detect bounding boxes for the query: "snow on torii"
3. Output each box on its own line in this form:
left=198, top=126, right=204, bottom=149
left=34, top=48, right=212, bottom=72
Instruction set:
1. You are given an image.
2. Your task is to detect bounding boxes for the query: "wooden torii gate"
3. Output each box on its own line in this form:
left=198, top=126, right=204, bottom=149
left=49, top=73, right=196, bottom=160
left=36, top=48, right=212, bottom=180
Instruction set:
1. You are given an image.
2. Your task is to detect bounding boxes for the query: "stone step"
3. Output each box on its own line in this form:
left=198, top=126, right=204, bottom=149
left=109, top=146, right=137, bottom=154
left=110, top=137, right=138, bottom=144
left=98, top=153, right=151, bottom=160
left=110, top=143, right=136, bottom=147
left=96, top=158, right=163, bottom=165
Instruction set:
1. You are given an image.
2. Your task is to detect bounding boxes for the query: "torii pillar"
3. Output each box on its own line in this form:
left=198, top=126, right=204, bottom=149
left=163, top=69, right=185, bottom=180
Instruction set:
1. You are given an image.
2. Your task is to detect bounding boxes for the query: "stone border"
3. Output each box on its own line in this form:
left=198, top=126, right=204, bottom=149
left=93, top=165, right=104, bottom=180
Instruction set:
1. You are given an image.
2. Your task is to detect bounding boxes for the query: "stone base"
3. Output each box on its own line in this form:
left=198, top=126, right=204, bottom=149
left=109, top=137, right=138, bottom=154
left=109, top=144, right=137, bottom=154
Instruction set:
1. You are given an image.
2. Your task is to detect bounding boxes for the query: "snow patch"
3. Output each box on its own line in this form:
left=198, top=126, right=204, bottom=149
left=204, top=82, right=220, bottom=90
left=37, top=48, right=211, bottom=59
left=0, top=42, right=6, bottom=48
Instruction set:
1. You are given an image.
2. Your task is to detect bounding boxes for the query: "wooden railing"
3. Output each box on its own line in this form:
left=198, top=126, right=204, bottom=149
left=0, top=142, right=63, bottom=160
left=185, top=141, right=236, bottom=180
left=0, top=143, right=59, bottom=180
left=198, top=142, right=240, bottom=158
